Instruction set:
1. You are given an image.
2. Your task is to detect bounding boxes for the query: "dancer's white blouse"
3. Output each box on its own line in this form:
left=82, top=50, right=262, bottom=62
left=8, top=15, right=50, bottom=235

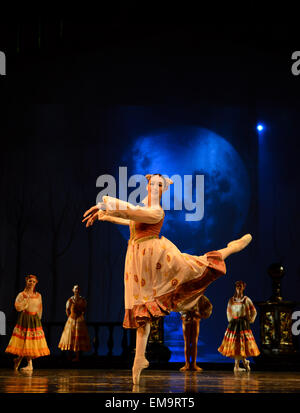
left=98, top=196, right=163, bottom=225
left=226, top=296, right=257, bottom=323
left=15, top=292, right=43, bottom=319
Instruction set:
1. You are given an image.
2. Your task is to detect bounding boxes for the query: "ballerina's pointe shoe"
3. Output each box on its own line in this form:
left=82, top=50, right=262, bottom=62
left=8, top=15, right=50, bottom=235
left=20, top=365, right=33, bottom=372
left=243, top=360, right=251, bottom=372
left=227, top=234, right=252, bottom=253
left=132, top=357, right=149, bottom=385
left=234, top=366, right=246, bottom=372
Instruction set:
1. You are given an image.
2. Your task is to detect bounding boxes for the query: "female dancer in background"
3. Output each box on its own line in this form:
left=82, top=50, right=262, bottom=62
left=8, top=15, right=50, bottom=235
left=218, top=280, right=260, bottom=371
left=83, top=173, right=252, bottom=384
left=58, top=284, right=91, bottom=360
left=5, top=274, right=50, bottom=371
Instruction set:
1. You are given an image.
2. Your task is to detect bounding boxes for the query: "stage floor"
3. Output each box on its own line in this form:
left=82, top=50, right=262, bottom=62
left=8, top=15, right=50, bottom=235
left=0, top=368, right=300, bottom=394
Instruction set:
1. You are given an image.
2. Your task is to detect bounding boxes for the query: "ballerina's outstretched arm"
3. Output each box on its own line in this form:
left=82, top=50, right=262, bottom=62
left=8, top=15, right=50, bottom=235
left=101, top=196, right=164, bottom=224
left=83, top=196, right=163, bottom=227
left=82, top=206, right=130, bottom=227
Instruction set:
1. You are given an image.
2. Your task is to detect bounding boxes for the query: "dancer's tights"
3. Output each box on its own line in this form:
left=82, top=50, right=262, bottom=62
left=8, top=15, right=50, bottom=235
left=135, top=323, right=150, bottom=360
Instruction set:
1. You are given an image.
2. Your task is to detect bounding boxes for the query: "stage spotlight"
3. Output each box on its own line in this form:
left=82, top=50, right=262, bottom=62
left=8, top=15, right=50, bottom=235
left=257, top=124, right=264, bottom=132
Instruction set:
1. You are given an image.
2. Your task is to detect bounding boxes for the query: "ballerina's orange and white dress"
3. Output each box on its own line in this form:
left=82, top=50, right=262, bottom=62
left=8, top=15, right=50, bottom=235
left=99, top=196, right=226, bottom=329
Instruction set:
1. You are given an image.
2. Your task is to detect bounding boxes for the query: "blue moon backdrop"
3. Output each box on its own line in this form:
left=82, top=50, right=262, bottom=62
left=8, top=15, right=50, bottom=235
left=116, top=125, right=252, bottom=362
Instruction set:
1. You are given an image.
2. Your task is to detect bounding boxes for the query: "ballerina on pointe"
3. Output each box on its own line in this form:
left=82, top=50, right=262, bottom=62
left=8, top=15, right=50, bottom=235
left=82, top=173, right=252, bottom=385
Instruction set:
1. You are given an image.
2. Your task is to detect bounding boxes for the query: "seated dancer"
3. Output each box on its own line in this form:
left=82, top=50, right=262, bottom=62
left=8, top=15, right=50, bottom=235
left=5, top=274, right=50, bottom=371
left=83, top=173, right=252, bottom=385
left=218, top=280, right=260, bottom=372
left=180, top=295, right=212, bottom=372
left=58, top=284, right=91, bottom=360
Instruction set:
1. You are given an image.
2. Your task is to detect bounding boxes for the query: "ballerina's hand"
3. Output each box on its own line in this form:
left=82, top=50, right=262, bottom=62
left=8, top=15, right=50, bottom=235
left=97, top=210, right=107, bottom=221
left=82, top=206, right=99, bottom=227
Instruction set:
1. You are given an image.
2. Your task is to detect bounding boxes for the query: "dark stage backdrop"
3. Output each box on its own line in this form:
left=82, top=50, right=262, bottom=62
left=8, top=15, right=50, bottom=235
left=0, top=103, right=264, bottom=361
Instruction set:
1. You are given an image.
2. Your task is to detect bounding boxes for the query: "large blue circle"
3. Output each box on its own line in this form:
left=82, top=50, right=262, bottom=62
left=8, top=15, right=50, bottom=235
left=120, top=126, right=250, bottom=254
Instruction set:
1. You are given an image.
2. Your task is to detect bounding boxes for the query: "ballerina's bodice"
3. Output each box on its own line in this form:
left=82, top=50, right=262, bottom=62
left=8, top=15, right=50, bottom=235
left=67, top=297, right=86, bottom=319
left=129, top=217, right=164, bottom=243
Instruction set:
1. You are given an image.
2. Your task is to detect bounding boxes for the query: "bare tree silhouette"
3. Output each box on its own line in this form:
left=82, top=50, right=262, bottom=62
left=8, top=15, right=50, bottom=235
left=47, top=184, right=82, bottom=318
left=24, top=178, right=83, bottom=319
left=6, top=148, right=37, bottom=298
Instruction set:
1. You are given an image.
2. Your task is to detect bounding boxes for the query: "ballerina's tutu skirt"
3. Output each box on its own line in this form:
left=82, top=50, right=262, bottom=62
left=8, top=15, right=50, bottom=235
left=5, top=311, right=50, bottom=358
left=123, top=233, right=226, bottom=328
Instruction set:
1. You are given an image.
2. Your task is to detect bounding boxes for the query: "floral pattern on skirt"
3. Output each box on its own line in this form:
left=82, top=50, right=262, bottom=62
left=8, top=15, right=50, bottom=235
left=123, top=234, right=226, bottom=329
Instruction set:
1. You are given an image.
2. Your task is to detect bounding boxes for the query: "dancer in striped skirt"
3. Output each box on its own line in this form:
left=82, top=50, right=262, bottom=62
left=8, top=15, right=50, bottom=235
left=218, top=280, right=260, bottom=372
left=5, top=274, right=50, bottom=371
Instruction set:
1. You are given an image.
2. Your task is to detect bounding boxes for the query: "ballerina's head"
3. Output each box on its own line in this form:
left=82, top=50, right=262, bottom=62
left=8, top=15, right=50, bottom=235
left=145, top=174, right=173, bottom=205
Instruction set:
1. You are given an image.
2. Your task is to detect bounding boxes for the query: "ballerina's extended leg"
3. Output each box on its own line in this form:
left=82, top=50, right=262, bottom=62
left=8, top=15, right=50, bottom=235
left=132, top=323, right=150, bottom=385
left=218, top=234, right=252, bottom=260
